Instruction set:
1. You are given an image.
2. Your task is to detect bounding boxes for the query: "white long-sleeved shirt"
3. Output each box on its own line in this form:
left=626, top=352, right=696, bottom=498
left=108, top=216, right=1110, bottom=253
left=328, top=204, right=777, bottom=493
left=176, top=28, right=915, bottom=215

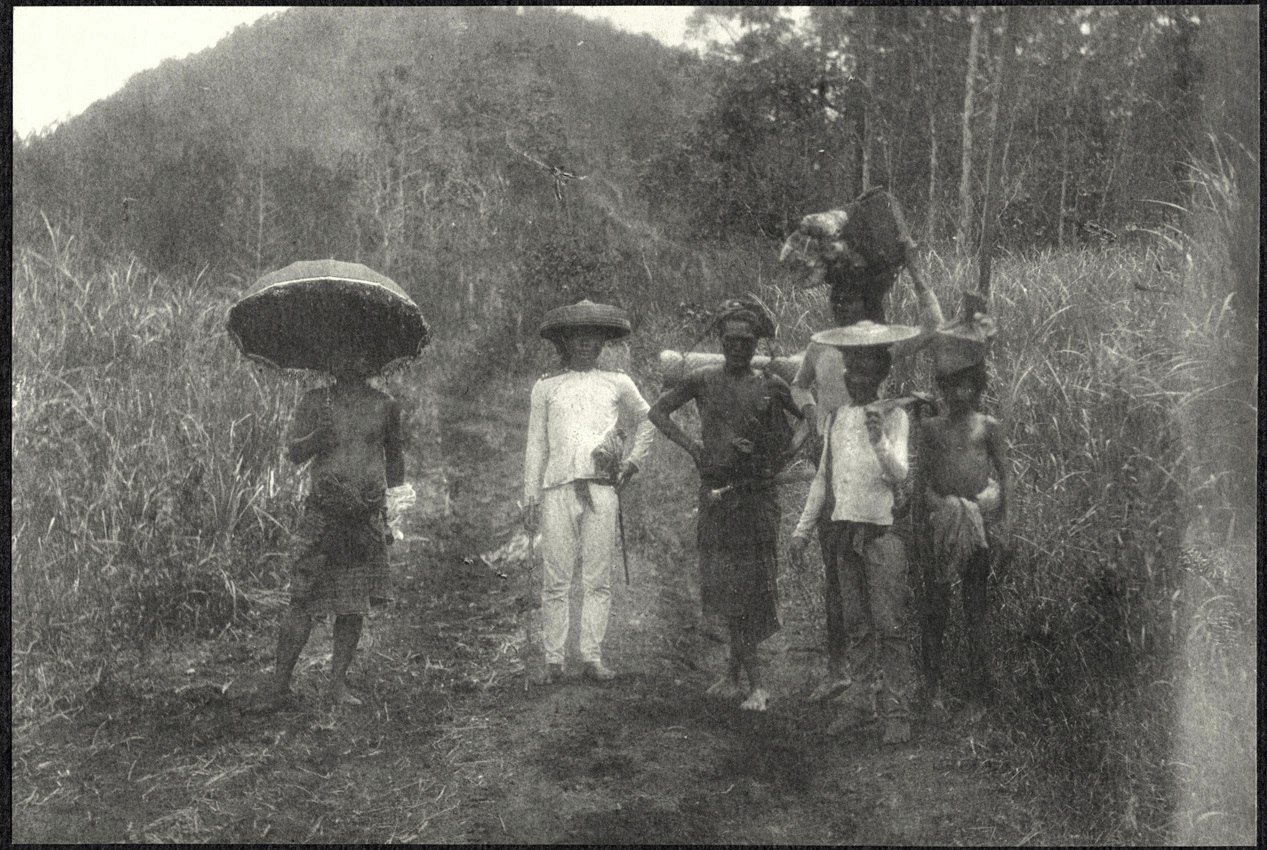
left=793, top=404, right=909, bottom=537
left=790, top=285, right=946, bottom=432
left=523, top=369, right=655, bottom=503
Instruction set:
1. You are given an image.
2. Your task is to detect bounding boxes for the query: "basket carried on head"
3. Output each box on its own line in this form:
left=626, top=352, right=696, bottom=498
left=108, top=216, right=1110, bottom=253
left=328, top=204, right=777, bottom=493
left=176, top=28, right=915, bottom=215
left=780, top=189, right=916, bottom=320
left=840, top=188, right=913, bottom=277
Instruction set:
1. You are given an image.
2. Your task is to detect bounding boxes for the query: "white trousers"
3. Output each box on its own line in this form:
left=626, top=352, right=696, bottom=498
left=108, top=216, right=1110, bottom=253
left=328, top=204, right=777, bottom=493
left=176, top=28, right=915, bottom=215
left=539, top=481, right=618, bottom=664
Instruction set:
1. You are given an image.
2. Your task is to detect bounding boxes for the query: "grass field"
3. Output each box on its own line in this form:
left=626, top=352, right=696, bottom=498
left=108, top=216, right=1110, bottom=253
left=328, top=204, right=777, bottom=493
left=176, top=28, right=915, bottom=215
left=11, top=164, right=1255, bottom=841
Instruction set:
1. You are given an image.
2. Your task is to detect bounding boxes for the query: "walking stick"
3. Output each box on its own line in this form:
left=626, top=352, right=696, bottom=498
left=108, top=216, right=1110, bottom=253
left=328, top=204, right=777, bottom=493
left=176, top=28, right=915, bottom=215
left=595, top=426, right=631, bottom=586
left=617, top=490, right=630, bottom=586
left=521, top=503, right=538, bottom=692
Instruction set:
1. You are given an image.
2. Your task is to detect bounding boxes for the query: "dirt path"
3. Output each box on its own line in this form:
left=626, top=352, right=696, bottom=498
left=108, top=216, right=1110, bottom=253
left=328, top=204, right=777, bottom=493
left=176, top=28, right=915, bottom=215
left=12, top=363, right=1049, bottom=844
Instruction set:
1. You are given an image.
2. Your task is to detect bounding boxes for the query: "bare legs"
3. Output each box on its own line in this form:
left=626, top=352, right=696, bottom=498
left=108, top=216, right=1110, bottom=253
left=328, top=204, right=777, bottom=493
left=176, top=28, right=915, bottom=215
left=267, top=608, right=363, bottom=707
left=269, top=608, right=313, bottom=705
left=330, top=614, right=364, bottom=705
left=731, top=619, right=769, bottom=711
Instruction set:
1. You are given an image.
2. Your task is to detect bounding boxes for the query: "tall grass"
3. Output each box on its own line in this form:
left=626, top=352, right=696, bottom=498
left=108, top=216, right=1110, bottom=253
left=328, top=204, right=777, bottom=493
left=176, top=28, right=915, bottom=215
left=623, top=157, right=1253, bottom=842
left=12, top=223, right=310, bottom=720
left=12, top=149, right=1252, bottom=841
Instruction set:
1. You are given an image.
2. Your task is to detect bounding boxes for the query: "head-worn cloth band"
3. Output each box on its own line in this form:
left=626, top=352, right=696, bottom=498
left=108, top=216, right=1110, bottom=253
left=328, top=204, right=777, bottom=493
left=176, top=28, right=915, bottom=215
left=715, top=297, right=775, bottom=339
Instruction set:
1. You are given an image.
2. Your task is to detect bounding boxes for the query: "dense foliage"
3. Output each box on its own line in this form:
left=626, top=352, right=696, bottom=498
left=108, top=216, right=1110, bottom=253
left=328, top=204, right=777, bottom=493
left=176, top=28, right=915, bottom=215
left=11, top=5, right=1256, bottom=844
left=13, top=7, right=1258, bottom=318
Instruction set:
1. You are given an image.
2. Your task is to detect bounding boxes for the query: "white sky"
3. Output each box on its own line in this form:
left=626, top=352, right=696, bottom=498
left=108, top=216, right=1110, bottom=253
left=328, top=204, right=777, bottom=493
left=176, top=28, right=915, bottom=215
left=11, top=5, right=700, bottom=138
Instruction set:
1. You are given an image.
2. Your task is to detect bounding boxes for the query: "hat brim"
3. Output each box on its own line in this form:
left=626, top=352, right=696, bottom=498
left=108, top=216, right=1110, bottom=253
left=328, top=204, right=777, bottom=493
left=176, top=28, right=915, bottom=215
left=539, top=301, right=632, bottom=342
left=811, top=323, right=920, bottom=348
left=539, top=322, right=631, bottom=343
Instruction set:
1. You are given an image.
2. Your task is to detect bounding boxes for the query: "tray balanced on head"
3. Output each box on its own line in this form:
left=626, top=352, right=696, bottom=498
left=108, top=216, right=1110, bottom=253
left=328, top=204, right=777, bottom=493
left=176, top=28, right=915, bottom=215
left=226, top=259, right=430, bottom=374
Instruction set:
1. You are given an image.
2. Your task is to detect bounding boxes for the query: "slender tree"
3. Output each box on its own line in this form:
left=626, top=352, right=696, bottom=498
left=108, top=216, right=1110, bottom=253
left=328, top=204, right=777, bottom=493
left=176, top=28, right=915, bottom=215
left=956, top=9, right=982, bottom=249
left=975, top=6, right=1018, bottom=303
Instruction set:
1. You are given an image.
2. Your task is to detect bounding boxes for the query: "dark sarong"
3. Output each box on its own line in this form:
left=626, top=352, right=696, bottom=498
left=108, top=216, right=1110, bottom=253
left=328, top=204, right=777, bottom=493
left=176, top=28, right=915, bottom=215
left=697, top=478, right=780, bottom=644
left=289, top=474, right=391, bottom=616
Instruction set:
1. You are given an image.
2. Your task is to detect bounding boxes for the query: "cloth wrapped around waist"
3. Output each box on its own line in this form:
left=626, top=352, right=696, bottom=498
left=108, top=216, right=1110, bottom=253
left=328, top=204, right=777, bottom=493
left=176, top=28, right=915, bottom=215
left=290, top=473, right=392, bottom=614
left=924, top=479, right=999, bottom=583
left=309, top=474, right=386, bottom=518
left=696, top=470, right=781, bottom=643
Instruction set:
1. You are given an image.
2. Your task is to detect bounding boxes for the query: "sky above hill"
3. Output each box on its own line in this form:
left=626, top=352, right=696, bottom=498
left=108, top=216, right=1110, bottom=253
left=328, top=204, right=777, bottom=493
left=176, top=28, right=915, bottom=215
left=12, top=5, right=700, bottom=138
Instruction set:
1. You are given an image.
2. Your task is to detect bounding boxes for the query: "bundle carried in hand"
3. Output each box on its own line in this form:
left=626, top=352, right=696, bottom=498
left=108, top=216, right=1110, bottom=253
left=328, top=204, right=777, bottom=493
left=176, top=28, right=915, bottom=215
left=591, top=427, right=626, bottom=483
left=385, top=483, right=417, bottom=541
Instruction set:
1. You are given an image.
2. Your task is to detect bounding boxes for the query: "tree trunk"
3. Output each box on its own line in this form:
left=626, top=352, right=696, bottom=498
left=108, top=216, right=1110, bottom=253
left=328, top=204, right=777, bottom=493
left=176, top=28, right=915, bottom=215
left=1057, top=120, right=1071, bottom=248
left=1098, top=23, right=1148, bottom=222
left=1055, top=27, right=1084, bottom=249
left=956, top=9, right=981, bottom=250
left=860, top=6, right=876, bottom=191
left=925, top=36, right=940, bottom=242
left=255, top=164, right=266, bottom=273
left=975, top=6, right=1017, bottom=304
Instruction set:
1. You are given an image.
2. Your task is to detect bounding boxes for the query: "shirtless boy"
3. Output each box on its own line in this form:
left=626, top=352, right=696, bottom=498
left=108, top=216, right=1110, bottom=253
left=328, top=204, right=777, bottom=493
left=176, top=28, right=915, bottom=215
left=917, top=331, right=1010, bottom=718
left=263, top=346, right=405, bottom=709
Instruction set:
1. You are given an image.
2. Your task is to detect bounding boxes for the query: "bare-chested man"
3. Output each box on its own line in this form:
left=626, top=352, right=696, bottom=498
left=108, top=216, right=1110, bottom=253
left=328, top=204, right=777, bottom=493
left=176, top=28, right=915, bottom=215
left=263, top=347, right=405, bottom=709
left=650, top=302, right=803, bottom=712
left=917, top=329, right=1010, bottom=719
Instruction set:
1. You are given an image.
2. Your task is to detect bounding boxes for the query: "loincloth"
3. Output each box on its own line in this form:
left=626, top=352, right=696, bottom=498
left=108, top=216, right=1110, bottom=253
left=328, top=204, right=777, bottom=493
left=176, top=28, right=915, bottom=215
left=697, top=478, right=780, bottom=644
left=924, top=479, right=999, bottom=584
left=289, top=474, right=391, bottom=615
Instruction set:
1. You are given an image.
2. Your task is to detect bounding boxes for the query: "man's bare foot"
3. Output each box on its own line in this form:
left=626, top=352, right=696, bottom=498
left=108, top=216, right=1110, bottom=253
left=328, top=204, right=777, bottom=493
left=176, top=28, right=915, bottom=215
left=329, top=685, right=362, bottom=707
left=246, top=687, right=295, bottom=713
left=706, top=677, right=743, bottom=700
left=808, top=674, right=851, bottom=703
left=532, top=663, right=565, bottom=685
left=583, top=661, right=616, bottom=682
left=739, top=688, right=769, bottom=712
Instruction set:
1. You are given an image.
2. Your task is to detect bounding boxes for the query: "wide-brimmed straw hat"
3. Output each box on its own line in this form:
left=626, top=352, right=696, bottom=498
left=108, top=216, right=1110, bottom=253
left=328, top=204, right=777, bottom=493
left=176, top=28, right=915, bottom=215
left=811, top=320, right=920, bottom=348
left=931, top=313, right=996, bottom=375
left=539, top=299, right=632, bottom=343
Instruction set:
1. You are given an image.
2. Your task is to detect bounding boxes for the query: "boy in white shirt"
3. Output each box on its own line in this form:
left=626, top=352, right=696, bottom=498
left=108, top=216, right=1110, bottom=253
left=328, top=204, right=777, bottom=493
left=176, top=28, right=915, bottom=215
left=789, top=322, right=921, bottom=743
left=522, top=300, right=654, bottom=684
left=791, top=264, right=944, bottom=703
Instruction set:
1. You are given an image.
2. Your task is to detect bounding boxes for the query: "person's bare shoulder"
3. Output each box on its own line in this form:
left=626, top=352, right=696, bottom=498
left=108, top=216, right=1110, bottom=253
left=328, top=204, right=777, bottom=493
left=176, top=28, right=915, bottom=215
left=291, top=387, right=327, bottom=422
left=680, top=364, right=718, bottom=393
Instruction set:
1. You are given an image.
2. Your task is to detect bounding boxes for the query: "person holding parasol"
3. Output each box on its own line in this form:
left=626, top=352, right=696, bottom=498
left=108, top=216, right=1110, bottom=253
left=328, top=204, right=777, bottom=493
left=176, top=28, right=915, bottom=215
left=227, top=260, right=429, bottom=710
left=522, top=299, right=654, bottom=685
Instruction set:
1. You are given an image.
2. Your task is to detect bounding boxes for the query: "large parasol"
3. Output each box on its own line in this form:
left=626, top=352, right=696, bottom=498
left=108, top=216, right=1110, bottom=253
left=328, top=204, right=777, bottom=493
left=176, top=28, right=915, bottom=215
left=226, top=259, right=430, bottom=373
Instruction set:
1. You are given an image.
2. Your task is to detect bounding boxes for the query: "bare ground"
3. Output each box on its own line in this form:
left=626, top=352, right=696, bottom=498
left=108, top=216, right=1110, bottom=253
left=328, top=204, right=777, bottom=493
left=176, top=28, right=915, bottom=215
left=12, top=364, right=1059, bottom=845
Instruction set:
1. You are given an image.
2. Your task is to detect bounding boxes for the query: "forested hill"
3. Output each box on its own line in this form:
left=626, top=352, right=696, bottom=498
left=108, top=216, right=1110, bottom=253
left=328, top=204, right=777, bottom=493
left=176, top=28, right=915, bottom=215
left=13, top=6, right=1258, bottom=330
left=12, top=6, right=703, bottom=298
